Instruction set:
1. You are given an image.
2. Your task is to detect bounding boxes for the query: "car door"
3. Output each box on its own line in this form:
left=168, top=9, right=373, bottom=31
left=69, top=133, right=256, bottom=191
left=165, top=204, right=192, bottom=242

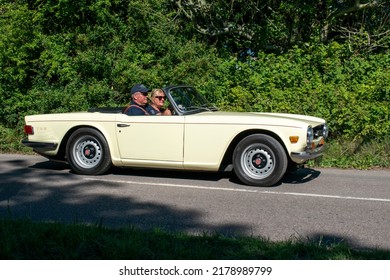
left=115, top=114, right=185, bottom=163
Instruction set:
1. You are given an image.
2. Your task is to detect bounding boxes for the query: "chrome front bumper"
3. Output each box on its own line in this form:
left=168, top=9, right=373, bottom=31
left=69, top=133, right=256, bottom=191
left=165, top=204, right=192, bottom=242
left=290, top=144, right=325, bottom=162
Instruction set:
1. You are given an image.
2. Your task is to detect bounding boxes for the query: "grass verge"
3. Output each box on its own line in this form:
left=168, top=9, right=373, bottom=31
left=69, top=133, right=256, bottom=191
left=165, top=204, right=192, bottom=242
left=1, top=219, right=389, bottom=260
left=309, top=136, right=390, bottom=169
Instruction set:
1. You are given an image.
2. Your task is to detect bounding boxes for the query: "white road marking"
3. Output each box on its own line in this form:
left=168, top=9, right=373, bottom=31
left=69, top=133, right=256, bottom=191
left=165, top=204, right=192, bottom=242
left=83, top=178, right=390, bottom=203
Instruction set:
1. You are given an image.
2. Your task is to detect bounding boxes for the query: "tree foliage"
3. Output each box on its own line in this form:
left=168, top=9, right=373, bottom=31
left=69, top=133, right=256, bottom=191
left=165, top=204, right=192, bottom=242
left=0, top=0, right=389, bottom=148
left=200, top=43, right=389, bottom=142
left=0, top=0, right=218, bottom=127
left=172, top=0, right=389, bottom=54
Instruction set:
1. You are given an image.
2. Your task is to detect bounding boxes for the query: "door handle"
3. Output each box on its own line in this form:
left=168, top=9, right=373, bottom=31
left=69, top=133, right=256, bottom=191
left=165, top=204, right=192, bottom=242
left=117, top=124, right=130, bottom=127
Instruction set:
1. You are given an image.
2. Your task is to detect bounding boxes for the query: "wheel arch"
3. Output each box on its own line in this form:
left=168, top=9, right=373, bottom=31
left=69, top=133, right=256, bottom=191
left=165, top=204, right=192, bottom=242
left=219, top=129, right=290, bottom=171
left=57, top=125, right=113, bottom=162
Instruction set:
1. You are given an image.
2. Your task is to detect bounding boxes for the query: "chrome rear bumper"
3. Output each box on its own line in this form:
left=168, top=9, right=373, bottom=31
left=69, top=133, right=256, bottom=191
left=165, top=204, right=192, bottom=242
left=22, top=140, right=58, bottom=150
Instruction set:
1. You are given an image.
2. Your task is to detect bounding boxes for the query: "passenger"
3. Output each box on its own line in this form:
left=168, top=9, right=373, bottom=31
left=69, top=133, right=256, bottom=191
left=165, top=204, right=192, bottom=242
left=149, top=88, right=172, bottom=116
left=124, top=84, right=157, bottom=115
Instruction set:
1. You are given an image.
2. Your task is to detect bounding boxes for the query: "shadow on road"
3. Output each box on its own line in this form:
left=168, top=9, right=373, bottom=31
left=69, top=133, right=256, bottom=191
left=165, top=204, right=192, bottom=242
left=1, top=155, right=386, bottom=253
left=29, top=158, right=322, bottom=187
left=282, top=168, right=321, bottom=185
left=1, top=157, right=249, bottom=236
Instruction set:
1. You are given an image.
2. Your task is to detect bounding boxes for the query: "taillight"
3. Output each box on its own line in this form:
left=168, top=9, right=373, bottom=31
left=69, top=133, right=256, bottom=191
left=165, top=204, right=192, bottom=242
left=24, top=125, right=34, bottom=135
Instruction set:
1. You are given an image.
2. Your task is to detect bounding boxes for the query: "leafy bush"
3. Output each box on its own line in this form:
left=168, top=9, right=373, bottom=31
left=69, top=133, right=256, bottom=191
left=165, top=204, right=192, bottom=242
left=0, top=1, right=389, bottom=167
left=201, top=43, right=390, bottom=143
left=0, top=0, right=218, bottom=128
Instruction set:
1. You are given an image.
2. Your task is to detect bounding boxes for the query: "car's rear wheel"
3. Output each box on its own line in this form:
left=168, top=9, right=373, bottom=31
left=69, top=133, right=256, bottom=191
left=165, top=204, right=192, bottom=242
left=66, top=127, right=112, bottom=175
left=233, top=134, right=288, bottom=187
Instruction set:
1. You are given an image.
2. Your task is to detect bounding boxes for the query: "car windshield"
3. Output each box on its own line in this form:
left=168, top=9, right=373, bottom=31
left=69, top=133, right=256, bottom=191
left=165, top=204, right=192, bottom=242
left=167, top=86, right=217, bottom=115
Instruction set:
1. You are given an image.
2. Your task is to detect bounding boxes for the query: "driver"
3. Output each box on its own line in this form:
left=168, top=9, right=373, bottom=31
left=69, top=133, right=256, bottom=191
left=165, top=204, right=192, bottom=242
left=124, top=84, right=158, bottom=115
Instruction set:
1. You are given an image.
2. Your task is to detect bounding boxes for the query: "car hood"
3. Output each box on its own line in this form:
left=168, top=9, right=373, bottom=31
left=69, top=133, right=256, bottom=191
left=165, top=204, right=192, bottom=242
left=253, top=112, right=326, bottom=127
left=187, top=111, right=326, bottom=128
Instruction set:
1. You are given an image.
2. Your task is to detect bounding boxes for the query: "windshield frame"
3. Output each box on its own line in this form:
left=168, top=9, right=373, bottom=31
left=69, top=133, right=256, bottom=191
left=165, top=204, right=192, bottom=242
left=163, top=85, right=217, bottom=116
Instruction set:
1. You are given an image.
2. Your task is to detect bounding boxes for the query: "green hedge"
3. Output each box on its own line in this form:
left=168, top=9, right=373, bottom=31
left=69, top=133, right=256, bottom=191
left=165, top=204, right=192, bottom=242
left=199, top=43, right=389, bottom=142
left=1, top=1, right=389, bottom=162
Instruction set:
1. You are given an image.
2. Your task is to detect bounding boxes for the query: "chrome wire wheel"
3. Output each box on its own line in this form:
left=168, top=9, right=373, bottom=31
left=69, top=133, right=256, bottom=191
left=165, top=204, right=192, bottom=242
left=241, top=145, right=275, bottom=180
left=72, top=137, right=102, bottom=169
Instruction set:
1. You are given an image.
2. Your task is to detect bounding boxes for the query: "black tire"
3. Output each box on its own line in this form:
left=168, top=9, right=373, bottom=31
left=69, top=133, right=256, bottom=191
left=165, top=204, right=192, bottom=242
left=66, top=127, right=112, bottom=175
left=233, top=134, right=288, bottom=187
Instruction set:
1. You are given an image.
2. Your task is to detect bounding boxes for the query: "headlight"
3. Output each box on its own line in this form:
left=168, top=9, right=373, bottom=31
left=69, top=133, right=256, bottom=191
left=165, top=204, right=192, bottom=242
left=307, top=126, right=314, bottom=148
left=323, top=123, right=329, bottom=139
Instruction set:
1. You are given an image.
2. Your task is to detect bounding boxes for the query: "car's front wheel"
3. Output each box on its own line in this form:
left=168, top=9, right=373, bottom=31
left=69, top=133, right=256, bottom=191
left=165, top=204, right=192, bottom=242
left=233, top=134, right=288, bottom=187
left=66, top=128, right=112, bottom=175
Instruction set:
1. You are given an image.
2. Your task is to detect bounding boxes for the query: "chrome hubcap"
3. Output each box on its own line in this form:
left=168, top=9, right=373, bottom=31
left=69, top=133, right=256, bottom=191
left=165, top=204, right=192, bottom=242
left=73, top=138, right=102, bottom=169
left=241, top=146, right=274, bottom=179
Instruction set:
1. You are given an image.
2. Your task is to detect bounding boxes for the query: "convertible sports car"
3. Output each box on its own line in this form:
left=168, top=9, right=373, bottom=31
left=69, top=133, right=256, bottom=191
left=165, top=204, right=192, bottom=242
left=22, top=85, right=328, bottom=187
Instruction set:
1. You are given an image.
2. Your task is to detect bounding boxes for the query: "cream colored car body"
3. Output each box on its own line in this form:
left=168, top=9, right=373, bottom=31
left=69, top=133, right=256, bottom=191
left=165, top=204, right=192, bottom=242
left=24, top=111, right=324, bottom=168
left=23, top=85, right=327, bottom=187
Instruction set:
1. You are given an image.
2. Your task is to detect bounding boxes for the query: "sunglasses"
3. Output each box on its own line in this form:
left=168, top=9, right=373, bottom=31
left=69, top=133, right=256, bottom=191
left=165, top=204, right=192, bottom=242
left=154, top=96, right=166, bottom=100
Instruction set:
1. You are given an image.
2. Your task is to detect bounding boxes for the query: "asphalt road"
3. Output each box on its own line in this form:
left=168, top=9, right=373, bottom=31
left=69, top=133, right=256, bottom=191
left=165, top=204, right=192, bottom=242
left=1, top=153, right=389, bottom=250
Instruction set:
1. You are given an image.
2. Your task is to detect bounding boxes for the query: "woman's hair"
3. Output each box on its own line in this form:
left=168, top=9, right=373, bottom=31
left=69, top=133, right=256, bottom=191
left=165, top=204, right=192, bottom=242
left=149, top=88, right=172, bottom=115
left=150, top=88, right=164, bottom=99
